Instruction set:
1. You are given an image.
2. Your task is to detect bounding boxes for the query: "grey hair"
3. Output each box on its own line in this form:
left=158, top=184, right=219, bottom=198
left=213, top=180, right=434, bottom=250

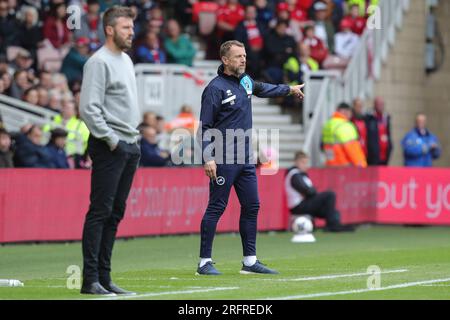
left=219, top=40, right=245, bottom=58
left=19, top=5, right=39, bottom=26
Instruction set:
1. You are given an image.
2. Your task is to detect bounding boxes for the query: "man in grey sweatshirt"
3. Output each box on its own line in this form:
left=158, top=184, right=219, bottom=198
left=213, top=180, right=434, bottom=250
left=79, top=6, right=141, bottom=296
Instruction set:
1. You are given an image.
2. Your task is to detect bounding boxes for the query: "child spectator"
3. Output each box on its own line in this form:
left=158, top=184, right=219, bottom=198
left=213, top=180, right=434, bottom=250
left=45, top=128, right=69, bottom=168
left=302, top=24, right=329, bottom=65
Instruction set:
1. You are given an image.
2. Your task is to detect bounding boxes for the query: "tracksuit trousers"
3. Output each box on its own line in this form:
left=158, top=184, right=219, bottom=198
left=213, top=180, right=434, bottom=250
left=200, top=164, right=260, bottom=258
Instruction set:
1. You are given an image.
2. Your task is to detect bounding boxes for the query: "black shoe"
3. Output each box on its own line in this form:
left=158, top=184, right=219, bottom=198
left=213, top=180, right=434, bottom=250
left=324, top=225, right=356, bottom=233
left=196, top=261, right=222, bottom=275
left=80, top=282, right=116, bottom=296
left=101, top=281, right=136, bottom=295
left=240, top=260, right=279, bottom=275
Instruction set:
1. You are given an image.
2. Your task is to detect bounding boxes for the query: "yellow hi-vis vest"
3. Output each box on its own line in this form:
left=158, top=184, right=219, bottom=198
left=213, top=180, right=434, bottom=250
left=321, top=112, right=367, bottom=167
left=43, top=115, right=90, bottom=156
left=347, top=0, right=379, bottom=16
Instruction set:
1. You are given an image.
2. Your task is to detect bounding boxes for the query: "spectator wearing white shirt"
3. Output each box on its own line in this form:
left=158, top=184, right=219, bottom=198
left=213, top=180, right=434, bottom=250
left=313, top=1, right=335, bottom=53
left=334, top=18, right=359, bottom=59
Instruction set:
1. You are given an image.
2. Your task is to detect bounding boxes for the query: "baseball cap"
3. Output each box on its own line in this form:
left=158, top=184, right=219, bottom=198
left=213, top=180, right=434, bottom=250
left=75, top=37, right=90, bottom=46
left=314, top=1, right=327, bottom=11
left=277, top=2, right=289, bottom=12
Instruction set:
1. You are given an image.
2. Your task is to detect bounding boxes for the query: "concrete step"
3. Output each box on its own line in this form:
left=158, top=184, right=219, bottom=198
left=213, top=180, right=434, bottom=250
left=279, top=160, right=294, bottom=168
left=253, top=114, right=292, bottom=125
left=254, top=124, right=302, bottom=132
left=252, top=97, right=271, bottom=105
left=279, top=151, right=297, bottom=161
left=278, top=142, right=305, bottom=151
left=278, top=132, right=305, bottom=142
left=252, top=105, right=282, bottom=115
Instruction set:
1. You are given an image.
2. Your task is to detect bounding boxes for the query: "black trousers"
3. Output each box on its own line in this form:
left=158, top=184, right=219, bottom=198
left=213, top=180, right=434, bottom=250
left=82, top=136, right=140, bottom=284
left=291, top=191, right=341, bottom=228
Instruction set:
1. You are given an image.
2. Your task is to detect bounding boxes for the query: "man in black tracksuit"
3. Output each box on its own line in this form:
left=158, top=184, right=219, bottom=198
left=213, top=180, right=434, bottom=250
left=197, top=40, right=305, bottom=275
left=285, top=151, right=355, bottom=232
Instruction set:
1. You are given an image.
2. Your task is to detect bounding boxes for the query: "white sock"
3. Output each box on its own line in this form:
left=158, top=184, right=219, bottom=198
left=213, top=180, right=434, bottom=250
left=243, top=256, right=257, bottom=267
left=199, top=258, right=213, bottom=268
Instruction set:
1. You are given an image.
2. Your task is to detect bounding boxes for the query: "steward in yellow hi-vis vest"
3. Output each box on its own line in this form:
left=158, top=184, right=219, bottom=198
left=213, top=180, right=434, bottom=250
left=43, top=110, right=90, bottom=158
left=321, top=103, right=367, bottom=168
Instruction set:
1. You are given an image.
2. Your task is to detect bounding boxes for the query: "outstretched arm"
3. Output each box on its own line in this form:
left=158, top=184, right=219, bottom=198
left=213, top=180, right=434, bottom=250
left=254, top=81, right=305, bottom=99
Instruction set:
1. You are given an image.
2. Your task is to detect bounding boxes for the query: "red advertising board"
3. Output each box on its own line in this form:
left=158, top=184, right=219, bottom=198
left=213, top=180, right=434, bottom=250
left=0, top=167, right=449, bottom=243
left=0, top=168, right=287, bottom=243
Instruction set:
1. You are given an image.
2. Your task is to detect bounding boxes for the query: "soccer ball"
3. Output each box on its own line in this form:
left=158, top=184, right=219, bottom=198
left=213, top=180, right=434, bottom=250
left=292, top=216, right=314, bottom=234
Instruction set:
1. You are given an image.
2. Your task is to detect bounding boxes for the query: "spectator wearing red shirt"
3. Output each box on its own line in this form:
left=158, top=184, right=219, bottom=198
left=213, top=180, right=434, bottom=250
left=351, top=97, right=368, bottom=157
left=235, top=5, right=267, bottom=78
left=284, top=0, right=309, bottom=23
left=341, top=4, right=367, bottom=36
left=216, top=0, right=245, bottom=42
left=43, top=2, right=71, bottom=49
left=371, top=97, right=392, bottom=165
left=364, top=97, right=392, bottom=166
left=296, top=0, right=314, bottom=12
left=302, top=25, right=328, bottom=65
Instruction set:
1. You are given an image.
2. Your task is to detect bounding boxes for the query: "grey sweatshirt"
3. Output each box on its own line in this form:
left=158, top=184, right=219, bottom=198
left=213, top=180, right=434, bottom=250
left=79, top=46, right=140, bottom=150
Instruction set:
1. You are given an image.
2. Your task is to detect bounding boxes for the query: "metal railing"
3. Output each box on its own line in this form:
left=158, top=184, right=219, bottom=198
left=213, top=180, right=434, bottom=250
left=0, top=94, right=58, bottom=132
left=302, top=0, right=411, bottom=166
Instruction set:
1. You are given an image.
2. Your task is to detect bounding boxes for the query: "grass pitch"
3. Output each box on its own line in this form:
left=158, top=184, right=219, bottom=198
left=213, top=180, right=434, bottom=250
left=1, top=226, right=450, bottom=300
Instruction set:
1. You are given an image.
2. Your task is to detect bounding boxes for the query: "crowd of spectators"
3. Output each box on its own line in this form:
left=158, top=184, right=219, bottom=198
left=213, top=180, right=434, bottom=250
left=0, top=0, right=202, bottom=169
left=0, top=0, right=381, bottom=169
left=320, top=97, right=441, bottom=168
left=188, top=0, right=378, bottom=84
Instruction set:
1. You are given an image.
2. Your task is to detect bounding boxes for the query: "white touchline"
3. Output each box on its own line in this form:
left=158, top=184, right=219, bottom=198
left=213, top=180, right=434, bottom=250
left=420, top=284, right=450, bottom=287
left=264, top=278, right=450, bottom=300
left=92, top=286, right=240, bottom=300
left=260, top=269, right=408, bottom=282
